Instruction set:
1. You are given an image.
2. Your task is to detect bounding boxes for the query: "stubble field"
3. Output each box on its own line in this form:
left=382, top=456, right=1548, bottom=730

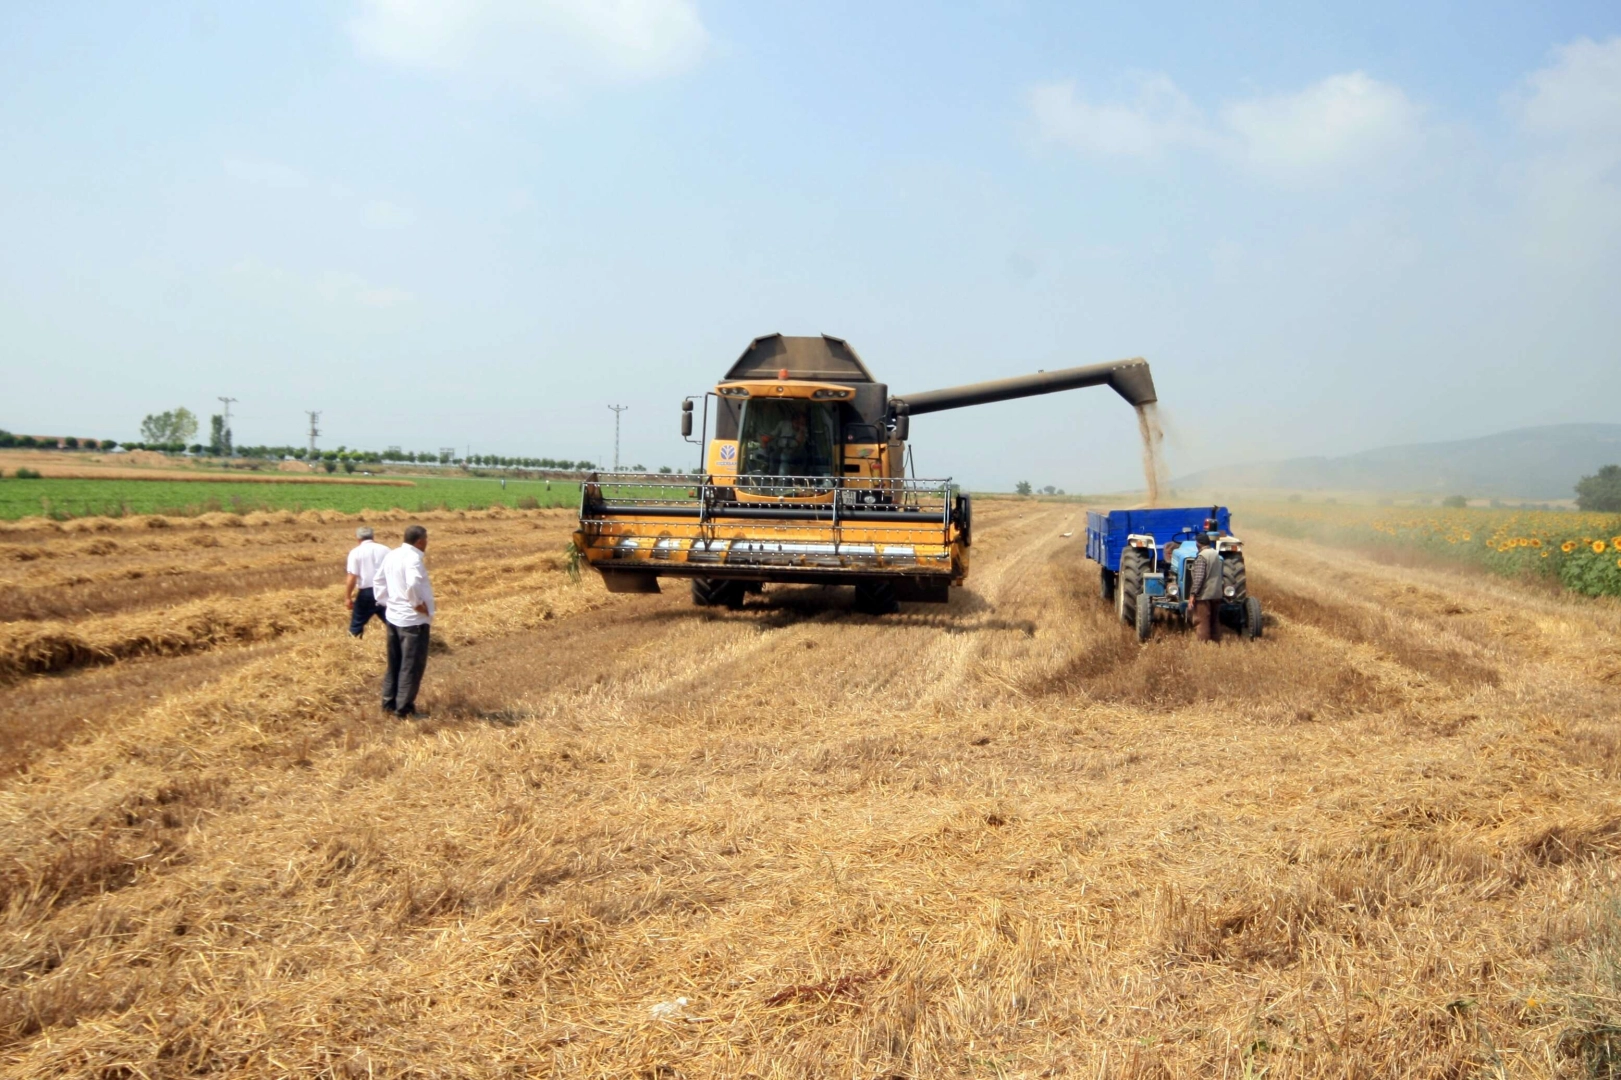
left=1, top=500, right=1619, bottom=1078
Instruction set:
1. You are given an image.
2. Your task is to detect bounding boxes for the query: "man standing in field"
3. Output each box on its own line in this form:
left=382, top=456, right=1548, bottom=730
left=374, top=524, right=435, bottom=718
left=344, top=526, right=390, bottom=637
left=1187, top=532, right=1223, bottom=643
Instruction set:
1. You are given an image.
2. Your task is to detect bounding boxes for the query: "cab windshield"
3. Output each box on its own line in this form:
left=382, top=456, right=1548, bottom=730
left=738, top=399, right=838, bottom=480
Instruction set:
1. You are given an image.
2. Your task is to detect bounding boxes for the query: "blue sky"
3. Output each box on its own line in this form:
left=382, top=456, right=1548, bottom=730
left=3, top=1, right=1618, bottom=490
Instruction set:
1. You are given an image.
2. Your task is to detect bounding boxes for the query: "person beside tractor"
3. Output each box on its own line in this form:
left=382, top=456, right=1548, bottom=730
left=343, top=525, right=390, bottom=638
left=1187, top=532, right=1224, bottom=642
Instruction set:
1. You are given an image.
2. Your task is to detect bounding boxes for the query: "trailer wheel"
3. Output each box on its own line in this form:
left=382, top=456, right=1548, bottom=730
left=1135, top=593, right=1154, bottom=641
left=1243, top=596, right=1263, bottom=640
left=854, top=579, right=900, bottom=616
left=691, top=578, right=745, bottom=609
left=1100, top=568, right=1116, bottom=602
left=1116, top=551, right=1145, bottom=625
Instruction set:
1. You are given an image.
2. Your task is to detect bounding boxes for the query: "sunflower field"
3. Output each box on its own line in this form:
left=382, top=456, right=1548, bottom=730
left=1239, top=503, right=1621, bottom=597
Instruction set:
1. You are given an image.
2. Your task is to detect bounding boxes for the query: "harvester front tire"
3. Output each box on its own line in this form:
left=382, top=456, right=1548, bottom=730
left=1116, top=551, right=1145, bottom=625
left=1135, top=594, right=1154, bottom=642
left=1100, top=568, right=1116, bottom=602
left=1243, top=596, right=1264, bottom=640
left=854, top=580, right=900, bottom=616
left=691, top=578, right=745, bottom=609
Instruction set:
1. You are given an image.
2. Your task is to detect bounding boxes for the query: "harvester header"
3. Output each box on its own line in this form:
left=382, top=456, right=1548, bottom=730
left=573, top=334, right=1157, bottom=614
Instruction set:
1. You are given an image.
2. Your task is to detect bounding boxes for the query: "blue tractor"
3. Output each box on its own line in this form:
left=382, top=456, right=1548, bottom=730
left=1085, top=506, right=1263, bottom=642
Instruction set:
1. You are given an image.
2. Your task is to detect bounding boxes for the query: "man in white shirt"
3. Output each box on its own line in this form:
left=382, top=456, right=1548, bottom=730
left=372, top=524, right=435, bottom=718
left=344, top=526, right=391, bottom=637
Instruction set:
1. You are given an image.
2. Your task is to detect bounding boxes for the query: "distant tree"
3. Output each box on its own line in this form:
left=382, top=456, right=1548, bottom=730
left=140, top=408, right=198, bottom=446
left=1015, top=481, right=1032, bottom=496
left=0, top=431, right=14, bottom=447
left=322, top=459, right=337, bottom=474
left=658, top=465, right=674, bottom=474
left=1041, top=485, right=1056, bottom=495
left=62, top=436, right=78, bottom=448
left=1576, top=464, right=1621, bottom=512
left=209, top=415, right=226, bottom=455
left=1441, top=495, right=1468, bottom=508
left=342, top=459, right=356, bottom=474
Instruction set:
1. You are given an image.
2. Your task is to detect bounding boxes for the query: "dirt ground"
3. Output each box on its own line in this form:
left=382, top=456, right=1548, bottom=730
left=1, top=501, right=1619, bottom=1078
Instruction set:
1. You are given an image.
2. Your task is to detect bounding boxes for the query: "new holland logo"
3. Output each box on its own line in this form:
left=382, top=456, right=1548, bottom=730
left=719, top=444, right=736, bottom=462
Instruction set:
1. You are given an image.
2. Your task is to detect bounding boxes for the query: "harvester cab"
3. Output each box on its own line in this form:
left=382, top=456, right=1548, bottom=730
left=575, top=334, right=1156, bottom=614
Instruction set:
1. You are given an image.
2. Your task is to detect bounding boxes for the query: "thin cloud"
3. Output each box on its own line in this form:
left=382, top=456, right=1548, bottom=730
left=228, top=261, right=413, bottom=311
left=1029, top=70, right=1419, bottom=182
left=1507, top=36, right=1621, bottom=266
left=223, top=158, right=309, bottom=189
left=349, top=0, right=710, bottom=98
left=1221, top=73, right=1419, bottom=179
left=1027, top=74, right=1211, bottom=158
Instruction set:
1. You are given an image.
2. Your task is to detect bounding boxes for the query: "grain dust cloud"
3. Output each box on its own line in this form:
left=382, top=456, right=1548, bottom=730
left=1136, top=402, right=1168, bottom=506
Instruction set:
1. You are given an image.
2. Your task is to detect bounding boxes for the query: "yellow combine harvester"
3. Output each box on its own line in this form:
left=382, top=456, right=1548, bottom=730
left=574, top=334, right=1156, bottom=613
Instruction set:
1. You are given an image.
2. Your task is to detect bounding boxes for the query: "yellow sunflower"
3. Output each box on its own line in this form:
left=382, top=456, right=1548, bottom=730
left=1562, top=540, right=1578, bottom=553
left=1595, top=541, right=1609, bottom=554
left=1530, top=537, right=1542, bottom=547
left=1612, top=536, right=1621, bottom=551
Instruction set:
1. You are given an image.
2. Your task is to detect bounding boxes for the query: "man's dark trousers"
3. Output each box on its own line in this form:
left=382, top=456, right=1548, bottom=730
left=349, top=587, right=385, bottom=637
left=382, top=620, right=430, bottom=715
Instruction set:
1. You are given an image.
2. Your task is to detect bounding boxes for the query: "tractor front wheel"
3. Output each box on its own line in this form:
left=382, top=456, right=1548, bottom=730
left=1135, top=594, right=1154, bottom=641
left=1242, top=596, right=1263, bottom=639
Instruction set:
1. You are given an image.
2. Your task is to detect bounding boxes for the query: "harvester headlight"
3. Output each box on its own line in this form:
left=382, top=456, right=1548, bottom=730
left=811, top=388, right=850, bottom=399
left=1224, top=585, right=1237, bottom=598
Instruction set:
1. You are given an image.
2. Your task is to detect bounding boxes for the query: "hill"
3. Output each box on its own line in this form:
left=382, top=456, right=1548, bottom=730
left=1172, top=423, right=1621, bottom=500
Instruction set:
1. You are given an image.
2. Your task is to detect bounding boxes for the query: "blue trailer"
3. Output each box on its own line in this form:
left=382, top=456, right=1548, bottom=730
left=1085, top=506, right=1262, bottom=641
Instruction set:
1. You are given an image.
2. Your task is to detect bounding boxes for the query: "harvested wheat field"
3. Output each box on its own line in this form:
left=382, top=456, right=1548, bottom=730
left=2, top=500, right=1620, bottom=1078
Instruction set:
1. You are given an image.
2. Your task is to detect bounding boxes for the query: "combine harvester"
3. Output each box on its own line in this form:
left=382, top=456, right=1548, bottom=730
left=574, top=333, right=1156, bottom=613
left=1086, top=506, right=1263, bottom=641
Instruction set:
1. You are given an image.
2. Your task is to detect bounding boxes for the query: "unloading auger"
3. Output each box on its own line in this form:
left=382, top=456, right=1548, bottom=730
left=573, top=334, right=1156, bottom=614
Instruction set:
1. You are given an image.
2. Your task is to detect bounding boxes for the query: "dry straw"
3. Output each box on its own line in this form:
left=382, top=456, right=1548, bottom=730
left=0, top=504, right=1618, bottom=1077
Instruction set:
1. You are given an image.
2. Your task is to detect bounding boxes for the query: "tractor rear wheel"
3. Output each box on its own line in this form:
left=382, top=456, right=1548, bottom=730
left=1135, top=592, right=1154, bottom=641
left=1116, top=551, right=1145, bottom=625
left=1100, top=568, right=1116, bottom=602
left=854, top=579, right=900, bottom=615
left=691, top=578, right=745, bottom=609
left=1242, top=596, right=1263, bottom=639
left=1222, top=554, right=1247, bottom=602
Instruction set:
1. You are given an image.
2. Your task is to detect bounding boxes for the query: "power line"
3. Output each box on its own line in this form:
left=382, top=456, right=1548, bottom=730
left=607, top=404, right=629, bottom=473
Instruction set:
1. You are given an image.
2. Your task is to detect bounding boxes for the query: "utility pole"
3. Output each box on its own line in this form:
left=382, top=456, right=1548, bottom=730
left=607, top=404, right=629, bottom=473
left=306, top=411, right=321, bottom=455
left=217, top=396, right=237, bottom=456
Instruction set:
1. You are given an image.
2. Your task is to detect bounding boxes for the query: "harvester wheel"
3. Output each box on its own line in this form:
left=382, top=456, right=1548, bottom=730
left=854, top=580, right=900, bottom=616
left=1243, top=596, right=1264, bottom=640
left=691, top=578, right=745, bottom=609
left=1135, top=593, right=1154, bottom=641
left=1100, top=568, right=1116, bottom=602
left=1116, top=551, right=1145, bottom=625
left=1222, top=554, right=1247, bottom=602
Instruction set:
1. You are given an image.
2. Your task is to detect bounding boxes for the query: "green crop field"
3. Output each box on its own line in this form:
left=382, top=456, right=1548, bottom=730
left=0, top=476, right=584, bottom=521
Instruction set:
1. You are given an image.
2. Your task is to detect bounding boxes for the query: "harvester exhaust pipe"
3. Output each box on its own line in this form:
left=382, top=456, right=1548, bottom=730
left=892, top=357, right=1156, bottom=416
